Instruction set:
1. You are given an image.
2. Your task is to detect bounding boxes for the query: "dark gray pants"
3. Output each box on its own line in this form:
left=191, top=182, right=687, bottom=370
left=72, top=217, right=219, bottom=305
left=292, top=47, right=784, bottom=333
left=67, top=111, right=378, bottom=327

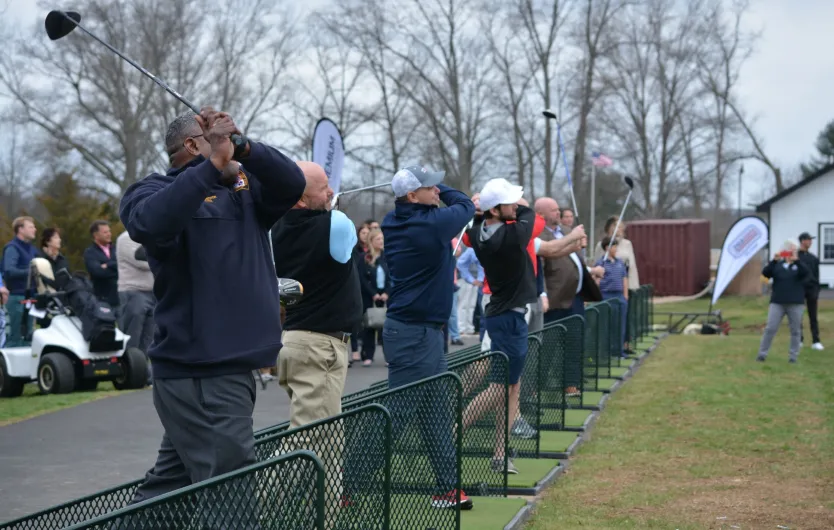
left=758, top=303, right=804, bottom=361
left=118, top=290, right=156, bottom=352
left=129, top=373, right=258, bottom=527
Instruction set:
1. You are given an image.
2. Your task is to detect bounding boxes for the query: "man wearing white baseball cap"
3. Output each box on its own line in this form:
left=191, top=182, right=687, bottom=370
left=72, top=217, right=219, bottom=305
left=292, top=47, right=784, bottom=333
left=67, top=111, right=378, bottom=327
left=461, top=178, right=585, bottom=474
left=380, top=164, right=475, bottom=510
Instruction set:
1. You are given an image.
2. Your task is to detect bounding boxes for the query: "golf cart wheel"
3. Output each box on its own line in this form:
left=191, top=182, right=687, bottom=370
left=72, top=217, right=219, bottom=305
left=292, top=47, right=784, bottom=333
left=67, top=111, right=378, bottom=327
left=38, top=353, right=76, bottom=394
left=113, top=348, right=148, bottom=390
left=0, top=357, right=25, bottom=398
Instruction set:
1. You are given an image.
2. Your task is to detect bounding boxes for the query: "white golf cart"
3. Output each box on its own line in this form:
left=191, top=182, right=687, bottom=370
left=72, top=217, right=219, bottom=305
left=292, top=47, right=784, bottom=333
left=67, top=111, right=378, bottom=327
left=0, top=257, right=147, bottom=397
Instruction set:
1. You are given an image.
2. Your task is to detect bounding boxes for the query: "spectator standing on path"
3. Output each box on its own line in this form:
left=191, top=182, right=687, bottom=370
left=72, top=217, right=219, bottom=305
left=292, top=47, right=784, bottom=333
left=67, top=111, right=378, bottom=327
left=38, top=228, right=70, bottom=277
left=456, top=246, right=484, bottom=335
left=757, top=240, right=809, bottom=363
left=119, top=108, right=305, bottom=507
left=561, top=208, right=575, bottom=229
left=349, top=223, right=371, bottom=365
left=84, top=220, right=119, bottom=310
left=797, top=232, right=823, bottom=351
left=381, top=164, right=474, bottom=510
left=358, top=228, right=391, bottom=365
left=595, top=237, right=630, bottom=357
left=448, top=238, right=464, bottom=346
left=271, top=161, right=361, bottom=426
left=463, top=179, right=585, bottom=474
left=0, top=272, right=8, bottom=348
left=2, top=216, right=38, bottom=347
left=116, top=230, right=156, bottom=385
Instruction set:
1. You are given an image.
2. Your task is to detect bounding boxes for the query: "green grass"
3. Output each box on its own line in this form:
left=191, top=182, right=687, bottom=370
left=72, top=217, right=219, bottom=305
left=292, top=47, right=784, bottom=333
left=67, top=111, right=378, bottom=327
left=525, top=296, right=834, bottom=529
left=0, top=381, right=129, bottom=425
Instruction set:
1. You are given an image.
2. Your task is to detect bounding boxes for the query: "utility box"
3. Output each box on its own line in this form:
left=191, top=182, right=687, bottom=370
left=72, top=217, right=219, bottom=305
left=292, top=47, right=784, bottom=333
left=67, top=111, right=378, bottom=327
left=627, top=219, right=711, bottom=296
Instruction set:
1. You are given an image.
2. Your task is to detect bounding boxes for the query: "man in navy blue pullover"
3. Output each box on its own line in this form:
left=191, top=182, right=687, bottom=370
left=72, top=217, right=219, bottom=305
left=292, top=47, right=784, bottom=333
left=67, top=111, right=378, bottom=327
left=119, top=108, right=305, bottom=507
left=381, top=165, right=475, bottom=510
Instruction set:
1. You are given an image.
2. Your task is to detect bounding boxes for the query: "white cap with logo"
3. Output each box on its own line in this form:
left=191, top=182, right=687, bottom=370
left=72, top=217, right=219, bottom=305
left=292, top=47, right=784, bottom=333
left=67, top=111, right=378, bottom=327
left=479, top=178, right=524, bottom=211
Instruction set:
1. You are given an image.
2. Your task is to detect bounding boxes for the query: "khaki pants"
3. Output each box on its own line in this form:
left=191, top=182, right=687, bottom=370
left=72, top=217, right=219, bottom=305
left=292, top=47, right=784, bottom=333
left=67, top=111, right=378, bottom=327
left=278, top=330, right=349, bottom=525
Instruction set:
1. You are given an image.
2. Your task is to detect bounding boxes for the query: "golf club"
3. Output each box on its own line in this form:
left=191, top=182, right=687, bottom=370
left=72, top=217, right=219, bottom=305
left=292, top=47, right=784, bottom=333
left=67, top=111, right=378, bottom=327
left=45, top=10, right=244, bottom=147
left=542, top=109, right=579, bottom=219
left=330, top=182, right=391, bottom=209
left=278, top=278, right=304, bottom=306
left=452, top=219, right=475, bottom=255
left=609, top=176, right=635, bottom=250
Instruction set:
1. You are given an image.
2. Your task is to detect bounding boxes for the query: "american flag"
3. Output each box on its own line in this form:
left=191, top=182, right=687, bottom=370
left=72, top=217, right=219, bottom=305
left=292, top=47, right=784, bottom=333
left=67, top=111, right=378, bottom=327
left=592, top=151, right=613, bottom=167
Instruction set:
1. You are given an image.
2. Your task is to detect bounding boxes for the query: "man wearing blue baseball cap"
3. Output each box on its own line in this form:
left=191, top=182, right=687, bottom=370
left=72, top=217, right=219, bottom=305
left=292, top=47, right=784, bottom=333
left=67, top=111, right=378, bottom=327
left=381, top=164, right=475, bottom=510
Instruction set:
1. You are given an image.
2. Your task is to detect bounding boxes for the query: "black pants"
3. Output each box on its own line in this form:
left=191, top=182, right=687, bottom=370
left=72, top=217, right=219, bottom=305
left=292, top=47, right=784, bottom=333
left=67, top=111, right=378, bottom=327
left=128, top=373, right=259, bottom=528
left=362, top=326, right=381, bottom=361
left=803, top=290, right=820, bottom=344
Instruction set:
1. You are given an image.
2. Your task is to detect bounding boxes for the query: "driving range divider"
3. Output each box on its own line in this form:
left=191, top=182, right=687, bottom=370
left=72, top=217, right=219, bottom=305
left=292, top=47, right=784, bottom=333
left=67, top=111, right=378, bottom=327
left=1, top=286, right=657, bottom=530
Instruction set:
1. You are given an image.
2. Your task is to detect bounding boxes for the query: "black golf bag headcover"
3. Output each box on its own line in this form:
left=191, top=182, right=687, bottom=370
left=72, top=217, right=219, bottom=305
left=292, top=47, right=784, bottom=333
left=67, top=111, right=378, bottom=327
left=63, top=274, right=118, bottom=343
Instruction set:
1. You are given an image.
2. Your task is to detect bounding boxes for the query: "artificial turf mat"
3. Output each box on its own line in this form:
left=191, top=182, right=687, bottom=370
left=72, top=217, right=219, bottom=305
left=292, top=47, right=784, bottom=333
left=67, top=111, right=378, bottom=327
left=565, top=409, right=593, bottom=427
left=581, top=391, right=605, bottom=406
left=508, top=458, right=562, bottom=488
left=461, top=496, right=528, bottom=530
left=539, top=430, right=579, bottom=452
left=596, top=378, right=618, bottom=391
left=609, top=366, right=629, bottom=378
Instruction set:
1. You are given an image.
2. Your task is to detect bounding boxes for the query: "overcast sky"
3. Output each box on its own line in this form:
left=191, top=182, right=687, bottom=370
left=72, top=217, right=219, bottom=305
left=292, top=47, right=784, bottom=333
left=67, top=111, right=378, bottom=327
left=5, top=0, right=833, bottom=205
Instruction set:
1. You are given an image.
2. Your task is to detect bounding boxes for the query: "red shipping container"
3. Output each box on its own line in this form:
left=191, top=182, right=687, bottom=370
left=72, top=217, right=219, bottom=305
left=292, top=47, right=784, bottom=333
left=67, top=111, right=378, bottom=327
left=625, top=219, right=711, bottom=296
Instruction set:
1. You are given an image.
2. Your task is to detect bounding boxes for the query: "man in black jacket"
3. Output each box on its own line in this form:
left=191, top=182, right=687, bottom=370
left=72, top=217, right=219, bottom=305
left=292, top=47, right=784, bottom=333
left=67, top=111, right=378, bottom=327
left=271, top=161, right=362, bottom=429
left=83, top=220, right=119, bottom=309
left=798, top=232, right=823, bottom=350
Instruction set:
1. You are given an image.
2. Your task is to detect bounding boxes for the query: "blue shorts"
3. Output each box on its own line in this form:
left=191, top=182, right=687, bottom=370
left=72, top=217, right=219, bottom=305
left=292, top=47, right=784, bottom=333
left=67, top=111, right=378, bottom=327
left=485, top=311, right=528, bottom=385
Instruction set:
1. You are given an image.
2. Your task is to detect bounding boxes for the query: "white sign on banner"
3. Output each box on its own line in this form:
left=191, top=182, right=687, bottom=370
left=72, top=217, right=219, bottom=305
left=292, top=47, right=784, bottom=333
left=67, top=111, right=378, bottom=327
left=311, top=117, right=345, bottom=193
left=711, top=215, right=769, bottom=306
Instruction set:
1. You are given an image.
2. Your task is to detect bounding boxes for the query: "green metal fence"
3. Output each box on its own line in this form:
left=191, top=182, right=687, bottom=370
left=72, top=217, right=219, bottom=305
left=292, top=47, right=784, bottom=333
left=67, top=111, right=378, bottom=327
left=255, top=405, right=393, bottom=530
left=516, top=336, right=543, bottom=458
left=448, top=351, right=510, bottom=496
left=342, top=373, right=464, bottom=530
left=2, top=406, right=390, bottom=530
left=532, top=323, right=569, bottom=431
left=64, top=450, right=326, bottom=530
left=583, top=305, right=600, bottom=392
left=594, top=301, right=613, bottom=379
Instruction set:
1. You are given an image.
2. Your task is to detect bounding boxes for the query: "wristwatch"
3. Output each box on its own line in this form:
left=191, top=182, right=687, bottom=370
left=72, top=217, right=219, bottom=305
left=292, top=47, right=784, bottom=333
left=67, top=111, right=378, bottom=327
left=232, top=133, right=249, bottom=160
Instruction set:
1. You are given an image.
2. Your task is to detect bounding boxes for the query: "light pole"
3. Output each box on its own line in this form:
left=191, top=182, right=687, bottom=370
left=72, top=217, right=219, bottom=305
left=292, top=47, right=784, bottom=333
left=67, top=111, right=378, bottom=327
left=737, top=164, right=744, bottom=218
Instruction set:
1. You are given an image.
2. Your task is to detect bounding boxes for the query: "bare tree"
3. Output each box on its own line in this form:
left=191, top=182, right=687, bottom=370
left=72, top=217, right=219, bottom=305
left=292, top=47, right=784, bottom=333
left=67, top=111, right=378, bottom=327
left=695, top=0, right=754, bottom=210
left=315, top=0, right=424, bottom=178
left=0, top=0, right=301, bottom=198
left=568, top=0, right=630, bottom=202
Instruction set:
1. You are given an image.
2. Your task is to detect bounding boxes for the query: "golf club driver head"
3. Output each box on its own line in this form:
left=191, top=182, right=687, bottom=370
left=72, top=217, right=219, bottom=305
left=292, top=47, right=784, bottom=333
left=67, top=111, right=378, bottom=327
left=278, top=278, right=303, bottom=306
left=542, top=109, right=557, bottom=120
left=45, top=10, right=81, bottom=40
left=624, top=176, right=634, bottom=189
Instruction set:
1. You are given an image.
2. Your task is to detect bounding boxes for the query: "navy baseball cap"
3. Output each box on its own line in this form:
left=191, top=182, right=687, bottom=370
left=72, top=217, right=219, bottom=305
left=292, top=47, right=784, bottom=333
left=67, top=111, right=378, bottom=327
left=799, top=232, right=815, bottom=241
left=391, top=165, right=445, bottom=197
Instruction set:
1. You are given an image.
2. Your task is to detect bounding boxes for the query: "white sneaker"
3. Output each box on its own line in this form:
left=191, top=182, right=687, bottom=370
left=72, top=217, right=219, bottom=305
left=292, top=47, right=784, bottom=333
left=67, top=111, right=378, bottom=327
left=812, top=342, right=824, bottom=351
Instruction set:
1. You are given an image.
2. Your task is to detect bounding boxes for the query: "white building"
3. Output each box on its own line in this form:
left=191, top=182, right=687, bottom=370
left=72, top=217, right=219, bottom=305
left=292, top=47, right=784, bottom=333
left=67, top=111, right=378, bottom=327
left=756, top=164, right=834, bottom=288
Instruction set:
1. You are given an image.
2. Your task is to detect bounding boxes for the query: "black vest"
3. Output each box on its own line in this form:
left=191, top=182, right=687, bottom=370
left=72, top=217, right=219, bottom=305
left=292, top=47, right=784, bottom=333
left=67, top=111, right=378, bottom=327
left=271, top=209, right=362, bottom=333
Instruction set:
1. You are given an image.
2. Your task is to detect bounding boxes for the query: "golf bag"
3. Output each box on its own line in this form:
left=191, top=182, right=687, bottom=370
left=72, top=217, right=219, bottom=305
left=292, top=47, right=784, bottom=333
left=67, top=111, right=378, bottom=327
left=63, top=274, right=118, bottom=343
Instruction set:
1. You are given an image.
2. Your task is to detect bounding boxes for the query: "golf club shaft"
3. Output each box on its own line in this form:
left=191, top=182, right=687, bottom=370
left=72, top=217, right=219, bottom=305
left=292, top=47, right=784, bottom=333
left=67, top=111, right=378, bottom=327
left=452, top=220, right=474, bottom=254
left=338, top=182, right=391, bottom=195
left=610, top=190, right=632, bottom=247
left=58, top=12, right=242, bottom=144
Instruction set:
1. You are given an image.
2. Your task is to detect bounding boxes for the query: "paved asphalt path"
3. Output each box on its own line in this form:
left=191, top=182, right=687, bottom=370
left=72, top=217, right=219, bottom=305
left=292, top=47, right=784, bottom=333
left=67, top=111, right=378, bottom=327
left=0, top=338, right=479, bottom=522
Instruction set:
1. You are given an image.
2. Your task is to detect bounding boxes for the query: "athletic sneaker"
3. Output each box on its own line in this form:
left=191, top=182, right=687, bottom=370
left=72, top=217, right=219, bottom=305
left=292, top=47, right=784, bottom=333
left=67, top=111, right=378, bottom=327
left=812, top=342, right=824, bottom=351
left=491, top=457, right=519, bottom=474
left=511, top=417, right=537, bottom=439
left=430, top=489, right=473, bottom=510
left=756, top=355, right=766, bottom=362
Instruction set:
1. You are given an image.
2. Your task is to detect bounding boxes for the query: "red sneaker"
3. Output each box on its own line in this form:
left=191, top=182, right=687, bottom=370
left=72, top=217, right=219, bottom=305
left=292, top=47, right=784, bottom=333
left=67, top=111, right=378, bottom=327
left=430, top=489, right=473, bottom=510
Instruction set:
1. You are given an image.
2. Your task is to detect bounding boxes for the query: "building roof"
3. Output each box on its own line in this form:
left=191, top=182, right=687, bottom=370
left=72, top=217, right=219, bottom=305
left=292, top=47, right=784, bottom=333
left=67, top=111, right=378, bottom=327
left=755, top=163, right=834, bottom=213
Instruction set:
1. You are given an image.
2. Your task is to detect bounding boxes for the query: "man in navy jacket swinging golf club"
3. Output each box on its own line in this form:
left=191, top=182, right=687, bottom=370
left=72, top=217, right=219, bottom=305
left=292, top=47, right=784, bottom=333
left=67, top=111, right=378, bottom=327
left=119, top=107, right=305, bottom=510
